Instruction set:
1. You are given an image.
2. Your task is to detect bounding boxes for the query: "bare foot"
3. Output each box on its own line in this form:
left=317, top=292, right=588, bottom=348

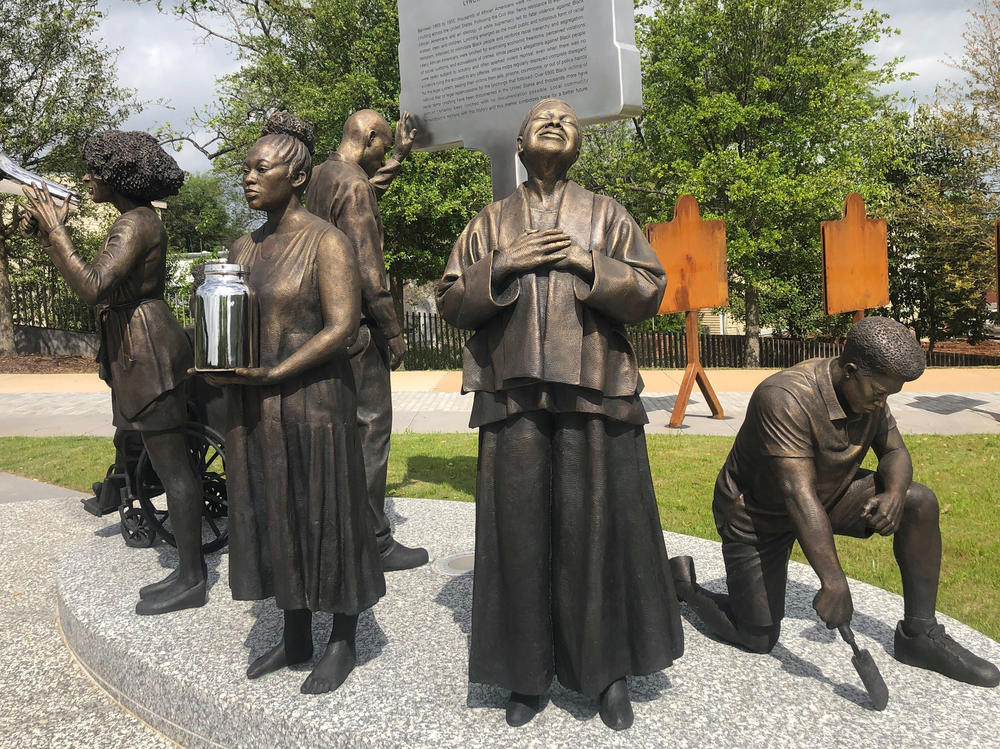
left=300, top=640, right=356, bottom=694
left=247, top=638, right=313, bottom=679
left=134, top=579, right=206, bottom=616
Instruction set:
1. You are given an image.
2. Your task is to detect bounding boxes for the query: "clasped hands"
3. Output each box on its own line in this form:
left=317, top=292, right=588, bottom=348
left=492, top=229, right=592, bottom=283
left=861, top=491, right=904, bottom=536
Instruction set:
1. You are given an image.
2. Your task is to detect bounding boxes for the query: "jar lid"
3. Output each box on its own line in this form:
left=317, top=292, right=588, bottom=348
left=204, top=262, right=245, bottom=275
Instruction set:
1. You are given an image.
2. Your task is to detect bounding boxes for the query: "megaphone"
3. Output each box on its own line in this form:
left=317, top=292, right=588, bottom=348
left=0, top=151, right=82, bottom=205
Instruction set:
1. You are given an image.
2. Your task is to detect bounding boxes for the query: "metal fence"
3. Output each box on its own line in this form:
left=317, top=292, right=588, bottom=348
left=10, top=280, right=96, bottom=332
left=10, top=285, right=1000, bottom=369
left=403, top=312, right=1000, bottom=369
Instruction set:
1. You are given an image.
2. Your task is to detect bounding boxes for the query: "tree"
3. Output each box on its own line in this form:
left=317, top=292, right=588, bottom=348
left=0, top=0, right=138, bottom=354
left=574, top=0, right=906, bottom=363
left=147, top=0, right=492, bottom=296
left=953, top=0, right=1000, bottom=144
left=876, top=112, right=999, bottom=351
left=161, top=172, right=252, bottom=254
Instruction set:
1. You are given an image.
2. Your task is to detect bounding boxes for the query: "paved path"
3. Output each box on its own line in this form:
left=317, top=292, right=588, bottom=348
left=2, top=388, right=1000, bottom=437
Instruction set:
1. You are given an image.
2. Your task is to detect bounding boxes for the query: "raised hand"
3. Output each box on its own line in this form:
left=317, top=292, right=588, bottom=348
left=393, top=111, right=418, bottom=161
left=493, top=229, right=571, bottom=283
left=552, top=243, right=594, bottom=281
left=21, top=182, right=70, bottom=236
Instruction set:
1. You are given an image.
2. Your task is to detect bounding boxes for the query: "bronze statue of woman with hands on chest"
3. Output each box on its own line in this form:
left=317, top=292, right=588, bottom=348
left=203, top=112, right=385, bottom=695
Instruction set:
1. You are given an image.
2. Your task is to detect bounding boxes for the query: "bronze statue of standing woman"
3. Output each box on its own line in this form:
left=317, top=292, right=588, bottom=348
left=438, top=99, right=684, bottom=730
left=21, top=132, right=206, bottom=615
left=204, top=113, right=385, bottom=694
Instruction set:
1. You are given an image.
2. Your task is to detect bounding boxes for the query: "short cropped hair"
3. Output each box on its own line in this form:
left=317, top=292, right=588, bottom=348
left=257, top=111, right=315, bottom=193
left=840, top=316, right=925, bottom=382
left=82, top=131, right=184, bottom=201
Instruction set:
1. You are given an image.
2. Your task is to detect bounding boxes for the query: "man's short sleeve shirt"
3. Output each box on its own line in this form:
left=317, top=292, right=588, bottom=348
left=713, top=358, right=897, bottom=541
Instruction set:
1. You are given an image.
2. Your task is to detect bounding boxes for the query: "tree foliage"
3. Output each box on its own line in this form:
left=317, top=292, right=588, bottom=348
left=0, top=0, right=139, bottom=354
left=161, top=172, right=252, bottom=255
left=875, top=106, right=999, bottom=349
left=147, top=0, right=492, bottom=288
left=574, top=0, right=906, bottom=362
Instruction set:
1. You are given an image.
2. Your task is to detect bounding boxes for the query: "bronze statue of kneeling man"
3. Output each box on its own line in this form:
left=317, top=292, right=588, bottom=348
left=670, top=316, right=999, bottom=687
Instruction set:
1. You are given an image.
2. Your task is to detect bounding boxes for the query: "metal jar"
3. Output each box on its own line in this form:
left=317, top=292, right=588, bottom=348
left=194, top=263, right=255, bottom=371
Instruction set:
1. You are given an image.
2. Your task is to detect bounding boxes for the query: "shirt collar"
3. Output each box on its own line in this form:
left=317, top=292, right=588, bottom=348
left=817, top=358, right=847, bottom=421
left=328, top=152, right=368, bottom=179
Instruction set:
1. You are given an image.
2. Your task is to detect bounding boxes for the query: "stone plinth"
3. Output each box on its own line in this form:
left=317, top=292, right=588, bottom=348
left=57, top=497, right=1000, bottom=747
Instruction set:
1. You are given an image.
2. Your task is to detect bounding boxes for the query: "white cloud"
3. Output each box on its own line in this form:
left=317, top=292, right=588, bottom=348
left=98, top=1, right=238, bottom=173
left=867, top=0, right=976, bottom=101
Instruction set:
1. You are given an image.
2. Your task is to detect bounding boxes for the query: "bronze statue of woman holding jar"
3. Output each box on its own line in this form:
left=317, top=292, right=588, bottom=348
left=203, top=112, right=385, bottom=694
left=21, top=131, right=206, bottom=616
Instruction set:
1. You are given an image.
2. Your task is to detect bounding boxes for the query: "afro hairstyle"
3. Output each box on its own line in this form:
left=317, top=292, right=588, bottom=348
left=82, top=131, right=184, bottom=202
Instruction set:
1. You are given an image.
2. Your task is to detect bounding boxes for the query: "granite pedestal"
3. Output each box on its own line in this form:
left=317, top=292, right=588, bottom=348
left=57, top=497, right=1000, bottom=747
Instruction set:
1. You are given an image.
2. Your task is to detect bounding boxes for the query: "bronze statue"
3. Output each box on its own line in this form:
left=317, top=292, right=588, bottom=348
left=205, top=112, right=385, bottom=694
left=670, top=316, right=1000, bottom=688
left=436, top=99, right=684, bottom=730
left=305, top=109, right=428, bottom=572
left=21, top=131, right=206, bottom=616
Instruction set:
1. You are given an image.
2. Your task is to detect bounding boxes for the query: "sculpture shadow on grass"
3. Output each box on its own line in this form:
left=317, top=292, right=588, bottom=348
left=387, top=454, right=477, bottom=501
left=242, top=601, right=388, bottom=673
left=431, top=569, right=673, bottom=717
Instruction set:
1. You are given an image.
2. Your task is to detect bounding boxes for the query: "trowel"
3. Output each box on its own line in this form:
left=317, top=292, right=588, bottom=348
left=838, top=623, right=889, bottom=711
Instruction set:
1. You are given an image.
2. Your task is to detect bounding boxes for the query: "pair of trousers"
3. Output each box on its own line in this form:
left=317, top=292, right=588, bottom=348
left=469, top=410, right=684, bottom=697
left=349, top=324, right=394, bottom=553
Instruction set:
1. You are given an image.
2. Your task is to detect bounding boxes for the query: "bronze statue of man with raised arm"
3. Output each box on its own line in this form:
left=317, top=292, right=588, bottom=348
left=306, top=109, right=428, bottom=572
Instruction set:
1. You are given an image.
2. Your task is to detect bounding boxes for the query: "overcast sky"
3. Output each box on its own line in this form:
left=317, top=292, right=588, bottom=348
left=98, top=0, right=981, bottom=174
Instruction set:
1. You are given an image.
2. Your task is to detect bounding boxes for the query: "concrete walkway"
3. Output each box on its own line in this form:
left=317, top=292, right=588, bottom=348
left=1, top=369, right=998, bottom=439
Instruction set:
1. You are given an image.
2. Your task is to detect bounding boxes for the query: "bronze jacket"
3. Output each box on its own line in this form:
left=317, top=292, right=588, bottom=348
left=436, top=180, right=666, bottom=396
left=306, top=154, right=403, bottom=341
left=45, top=207, right=191, bottom=419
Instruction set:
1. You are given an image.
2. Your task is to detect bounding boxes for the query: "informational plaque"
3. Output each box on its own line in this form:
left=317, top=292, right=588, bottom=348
left=398, top=0, right=642, bottom=200
left=645, top=195, right=726, bottom=427
left=646, top=194, right=729, bottom=316
left=821, top=193, right=890, bottom=316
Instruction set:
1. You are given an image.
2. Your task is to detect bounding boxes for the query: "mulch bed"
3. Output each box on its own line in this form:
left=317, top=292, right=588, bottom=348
left=0, top=355, right=99, bottom=374
left=922, top=340, right=1000, bottom=356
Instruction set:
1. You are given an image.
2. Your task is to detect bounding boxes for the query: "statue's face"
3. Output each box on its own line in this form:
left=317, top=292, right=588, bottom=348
left=839, top=365, right=904, bottom=416
left=517, top=101, right=581, bottom=172
left=82, top=173, right=112, bottom=203
left=359, top=121, right=393, bottom=178
left=242, top=140, right=298, bottom=211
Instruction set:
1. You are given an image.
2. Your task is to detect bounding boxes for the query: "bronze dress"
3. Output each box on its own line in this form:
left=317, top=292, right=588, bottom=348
left=225, top=215, right=385, bottom=614
left=438, top=180, right=684, bottom=697
left=44, top=207, right=191, bottom=430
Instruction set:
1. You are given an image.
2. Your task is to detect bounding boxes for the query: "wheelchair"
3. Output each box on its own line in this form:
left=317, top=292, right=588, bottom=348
left=83, top=377, right=229, bottom=554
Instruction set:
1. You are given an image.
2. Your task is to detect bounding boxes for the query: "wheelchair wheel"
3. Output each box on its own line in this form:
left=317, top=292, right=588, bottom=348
left=134, top=423, right=229, bottom=554
left=119, top=504, right=157, bottom=548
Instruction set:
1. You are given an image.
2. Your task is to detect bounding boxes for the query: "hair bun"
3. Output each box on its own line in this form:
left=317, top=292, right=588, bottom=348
left=262, top=111, right=315, bottom=154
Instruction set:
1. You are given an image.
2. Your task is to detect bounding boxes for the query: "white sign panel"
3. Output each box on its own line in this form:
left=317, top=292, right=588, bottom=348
left=398, top=0, right=642, bottom=200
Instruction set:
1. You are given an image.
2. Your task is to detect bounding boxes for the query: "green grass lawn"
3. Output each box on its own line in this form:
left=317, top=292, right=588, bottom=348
left=1, top=432, right=997, bottom=639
